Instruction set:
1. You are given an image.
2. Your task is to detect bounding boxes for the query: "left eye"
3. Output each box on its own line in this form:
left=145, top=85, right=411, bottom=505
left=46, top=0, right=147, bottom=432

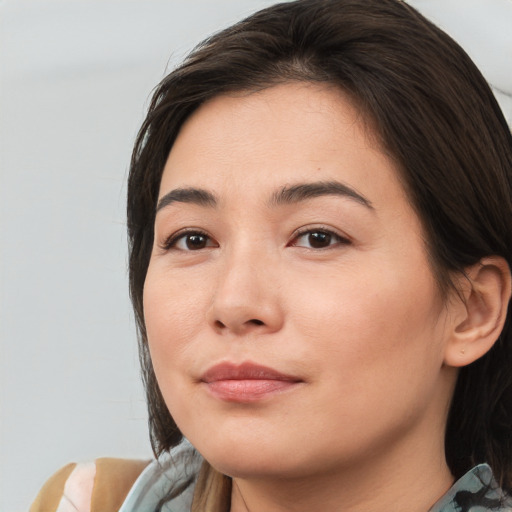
left=165, top=231, right=217, bottom=251
left=292, top=230, right=347, bottom=249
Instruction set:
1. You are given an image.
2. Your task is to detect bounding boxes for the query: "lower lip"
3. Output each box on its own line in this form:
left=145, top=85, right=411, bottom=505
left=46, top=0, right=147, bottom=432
left=205, top=379, right=299, bottom=403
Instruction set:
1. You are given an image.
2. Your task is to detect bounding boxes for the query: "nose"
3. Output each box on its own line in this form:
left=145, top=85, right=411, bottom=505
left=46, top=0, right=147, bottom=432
left=207, top=248, right=284, bottom=336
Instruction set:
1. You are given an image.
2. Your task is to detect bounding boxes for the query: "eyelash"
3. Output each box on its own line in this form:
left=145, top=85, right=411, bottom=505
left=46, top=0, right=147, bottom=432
left=160, top=227, right=351, bottom=252
left=290, top=227, right=351, bottom=249
left=161, top=229, right=217, bottom=251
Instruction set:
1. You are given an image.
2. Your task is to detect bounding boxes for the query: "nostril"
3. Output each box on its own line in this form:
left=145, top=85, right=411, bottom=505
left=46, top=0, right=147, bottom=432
left=214, top=320, right=226, bottom=329
left=213, top=318, right=266, bottom=332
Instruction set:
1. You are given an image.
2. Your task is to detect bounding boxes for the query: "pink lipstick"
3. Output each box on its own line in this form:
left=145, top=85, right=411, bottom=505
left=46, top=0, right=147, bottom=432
left=201, top=362, right=302, bottom=403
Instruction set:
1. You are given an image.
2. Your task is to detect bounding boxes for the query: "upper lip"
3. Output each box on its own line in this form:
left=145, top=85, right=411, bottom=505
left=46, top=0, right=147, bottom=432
left=201, top=362, right=302, bottom=383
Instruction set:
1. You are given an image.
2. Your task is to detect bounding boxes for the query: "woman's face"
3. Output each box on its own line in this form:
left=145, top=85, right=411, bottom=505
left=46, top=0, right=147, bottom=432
left=143, top=83, right=458, bottom=479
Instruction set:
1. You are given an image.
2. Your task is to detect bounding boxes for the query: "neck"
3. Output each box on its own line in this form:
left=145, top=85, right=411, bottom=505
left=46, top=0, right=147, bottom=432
left=229, top=417, right=454, bottom=512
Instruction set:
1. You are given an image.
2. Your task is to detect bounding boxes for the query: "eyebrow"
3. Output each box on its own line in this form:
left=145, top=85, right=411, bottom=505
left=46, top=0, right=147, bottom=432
left=269, top=181, right=373, bottom=210
left=156, top=180, right=373, bottom=213
left=156, top=187, right=217, bottom=212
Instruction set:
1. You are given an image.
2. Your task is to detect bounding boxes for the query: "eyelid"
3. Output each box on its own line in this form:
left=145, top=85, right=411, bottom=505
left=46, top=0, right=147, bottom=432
left=289, top=225, right=351, bottom=248
left=160, top=228, right=218, bottom=251
left=157, top=225, right=350, bottom=251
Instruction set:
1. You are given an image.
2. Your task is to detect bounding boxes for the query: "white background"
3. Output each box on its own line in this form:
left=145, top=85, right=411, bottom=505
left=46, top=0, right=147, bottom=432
left=1, top=1, right=511, bottom=510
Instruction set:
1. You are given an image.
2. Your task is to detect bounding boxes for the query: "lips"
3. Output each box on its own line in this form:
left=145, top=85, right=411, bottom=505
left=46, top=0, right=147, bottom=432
left=200, top=362, right=302, bottom=402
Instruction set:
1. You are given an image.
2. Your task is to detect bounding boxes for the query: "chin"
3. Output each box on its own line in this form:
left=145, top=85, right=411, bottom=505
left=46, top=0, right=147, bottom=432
left=189, top=431, right=299, bottom=479
left=206, top=452, right=298, bottom=480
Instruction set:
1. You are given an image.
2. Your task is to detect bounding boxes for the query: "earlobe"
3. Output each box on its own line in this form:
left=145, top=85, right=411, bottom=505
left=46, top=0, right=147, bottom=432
left=444, top=256, right=511, bottom=368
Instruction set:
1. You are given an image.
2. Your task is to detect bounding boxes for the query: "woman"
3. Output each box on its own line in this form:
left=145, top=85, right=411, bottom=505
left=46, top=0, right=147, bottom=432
left=31, top=0, right=512, bottom=511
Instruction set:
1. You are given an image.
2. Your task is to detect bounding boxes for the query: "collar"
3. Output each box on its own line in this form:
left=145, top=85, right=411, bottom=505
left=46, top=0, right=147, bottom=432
left=429, top=463, right=511, bottom=512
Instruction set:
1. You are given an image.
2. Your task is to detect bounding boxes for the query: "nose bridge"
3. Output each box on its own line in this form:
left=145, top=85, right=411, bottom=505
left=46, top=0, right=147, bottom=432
left=208, top=236, right=283, bottom=334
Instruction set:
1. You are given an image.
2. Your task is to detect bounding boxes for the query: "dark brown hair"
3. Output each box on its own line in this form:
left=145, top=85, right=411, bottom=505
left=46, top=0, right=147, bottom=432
left=127, top=0, right=512, bottom=493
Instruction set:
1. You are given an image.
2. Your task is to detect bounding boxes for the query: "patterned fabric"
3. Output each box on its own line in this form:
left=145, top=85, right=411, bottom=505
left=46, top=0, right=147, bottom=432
left=429, top=464, right=512, bottom=512
left=30, top=458, right=151, bottom=512
left=118, top=440, right=512, bottom=512
left=55, top=462, right=96, bottom=512
left=119, top=441, right=201, bottom=512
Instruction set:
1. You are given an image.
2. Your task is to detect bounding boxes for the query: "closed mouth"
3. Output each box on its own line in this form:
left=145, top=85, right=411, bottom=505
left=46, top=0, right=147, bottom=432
left=200, top=361, right=303, bottom=402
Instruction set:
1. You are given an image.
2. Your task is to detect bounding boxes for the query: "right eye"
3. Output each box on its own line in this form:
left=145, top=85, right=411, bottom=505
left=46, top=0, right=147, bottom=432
left=163, top=230, right=217, bottom=251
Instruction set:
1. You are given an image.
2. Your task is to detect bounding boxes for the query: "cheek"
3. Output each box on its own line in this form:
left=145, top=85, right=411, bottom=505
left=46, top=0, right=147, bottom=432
left=143, top=266, right=208, bottom=375
left=286, top=258, right=445, bottom=385
left=142, top=268, right=210, bottom=426
left=281, top=265, right=448, bottom=457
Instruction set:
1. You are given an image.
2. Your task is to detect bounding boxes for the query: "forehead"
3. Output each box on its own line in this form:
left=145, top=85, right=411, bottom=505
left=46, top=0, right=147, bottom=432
left=159, top=82, right=407, bottom=211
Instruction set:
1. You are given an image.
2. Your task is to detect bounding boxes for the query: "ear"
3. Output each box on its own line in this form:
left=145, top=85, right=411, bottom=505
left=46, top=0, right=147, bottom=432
left=444, top=256, right=511, bottom=368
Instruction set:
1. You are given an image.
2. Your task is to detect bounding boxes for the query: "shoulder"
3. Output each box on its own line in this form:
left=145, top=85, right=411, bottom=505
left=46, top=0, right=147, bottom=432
left=118, top=441, right=203, bottom=512
left=30, top=458, right=151, bottom=512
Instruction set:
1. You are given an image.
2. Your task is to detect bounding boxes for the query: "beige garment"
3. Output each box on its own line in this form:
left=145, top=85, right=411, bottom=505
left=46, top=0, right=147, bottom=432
left=30, top=458, right=151, bottom=512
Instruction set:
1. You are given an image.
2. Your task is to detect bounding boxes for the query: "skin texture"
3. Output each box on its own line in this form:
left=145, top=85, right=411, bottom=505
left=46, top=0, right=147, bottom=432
left=143, top=83, right=463, bottom=512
